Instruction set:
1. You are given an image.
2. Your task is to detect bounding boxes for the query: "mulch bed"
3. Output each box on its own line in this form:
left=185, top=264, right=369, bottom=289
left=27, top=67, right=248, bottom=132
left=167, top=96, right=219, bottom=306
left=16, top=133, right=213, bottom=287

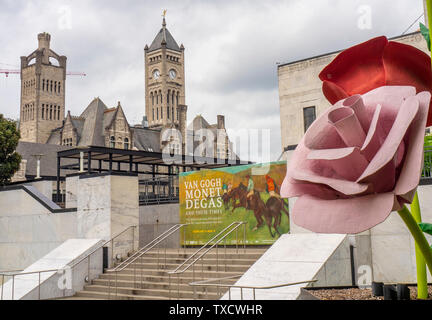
left=307, top=285, right=432, bottom=300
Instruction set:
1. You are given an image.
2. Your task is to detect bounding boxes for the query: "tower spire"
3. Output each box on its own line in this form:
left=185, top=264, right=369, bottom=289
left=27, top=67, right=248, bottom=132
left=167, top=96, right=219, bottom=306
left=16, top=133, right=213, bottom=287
left=162, top=9, right=167, bottom=44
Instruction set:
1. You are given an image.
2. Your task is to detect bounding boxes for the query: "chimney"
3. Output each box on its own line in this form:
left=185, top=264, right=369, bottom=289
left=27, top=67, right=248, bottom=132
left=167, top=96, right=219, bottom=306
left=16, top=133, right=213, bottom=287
left=217, top=115, right=225, bottom=129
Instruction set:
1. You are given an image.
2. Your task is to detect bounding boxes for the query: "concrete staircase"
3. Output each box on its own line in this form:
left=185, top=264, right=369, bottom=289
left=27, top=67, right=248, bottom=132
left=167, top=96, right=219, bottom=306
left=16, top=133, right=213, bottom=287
left=62, top=248, right=268, bottom=300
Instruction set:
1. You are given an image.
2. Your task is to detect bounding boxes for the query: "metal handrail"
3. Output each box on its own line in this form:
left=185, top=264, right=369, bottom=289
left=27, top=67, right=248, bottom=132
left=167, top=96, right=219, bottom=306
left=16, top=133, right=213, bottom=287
left=168, top=221, right=247, bottom=275
left=166, top=221, right=247, bottom=299
left=189, top=274, right=318, bottom=300
left=106, top=223, right=189, bottom=299
left=111, top=223, right=188, bottom=272
left=0, top=225, right=137, bottom=300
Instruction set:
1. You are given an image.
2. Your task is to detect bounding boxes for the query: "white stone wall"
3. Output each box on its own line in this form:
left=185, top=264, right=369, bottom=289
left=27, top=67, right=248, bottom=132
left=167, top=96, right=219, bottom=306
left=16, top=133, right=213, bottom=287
left=76, top=174, right=139, bottom=266
left=288, top=184, right=432, bottom=284
left=139, top=203, right=180, bottom=248
left=0, top=188, right=77, bottom=270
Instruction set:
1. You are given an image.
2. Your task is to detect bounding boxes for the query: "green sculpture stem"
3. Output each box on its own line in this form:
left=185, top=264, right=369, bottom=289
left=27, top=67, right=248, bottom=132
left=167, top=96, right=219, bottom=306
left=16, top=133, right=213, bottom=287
left=398, top=204, right=432, bottom=278
left=410, top=192, right=428, bottom=299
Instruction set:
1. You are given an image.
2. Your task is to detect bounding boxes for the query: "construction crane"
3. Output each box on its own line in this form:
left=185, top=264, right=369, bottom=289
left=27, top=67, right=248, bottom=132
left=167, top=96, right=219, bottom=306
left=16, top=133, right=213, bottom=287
left=0, top=69, right=86, bottom=77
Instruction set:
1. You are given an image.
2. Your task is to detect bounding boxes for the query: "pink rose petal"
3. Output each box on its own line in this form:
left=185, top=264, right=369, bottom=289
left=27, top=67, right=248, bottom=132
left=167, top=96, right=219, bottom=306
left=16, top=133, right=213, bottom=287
left=308, top=147, right=369, bottom=181
left=357, top=96, right=419, bottom=183
left=328, top=107, right=366, bottom=147
left=292, top=193, right=395, bottom=234
left=291, top=169, right=370, bottom=195
left=361, top=104, right=385, bottom=161
left=395, top=91, right=431, bottom=200
left=342, top=94, right=370, bottom=132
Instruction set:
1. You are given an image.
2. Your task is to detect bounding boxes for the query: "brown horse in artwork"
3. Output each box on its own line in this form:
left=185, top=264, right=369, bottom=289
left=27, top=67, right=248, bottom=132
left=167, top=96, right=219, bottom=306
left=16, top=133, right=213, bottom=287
left=248, top=191, right=285, bottom=238
left=225, top=183, right=288, bottom=238
left=226, top=183, right=248, bottom=212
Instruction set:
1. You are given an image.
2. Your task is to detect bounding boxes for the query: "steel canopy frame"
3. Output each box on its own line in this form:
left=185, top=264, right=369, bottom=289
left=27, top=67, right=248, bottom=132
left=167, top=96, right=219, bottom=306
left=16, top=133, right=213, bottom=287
left=55, top=145, right=251, bottom=202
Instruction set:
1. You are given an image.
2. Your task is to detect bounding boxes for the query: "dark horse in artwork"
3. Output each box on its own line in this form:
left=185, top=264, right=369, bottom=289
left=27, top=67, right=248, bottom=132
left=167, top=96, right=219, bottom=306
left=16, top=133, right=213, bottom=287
left=224, top=183, right=289, bottom=238
left=224, top=183, right=248, bottom=212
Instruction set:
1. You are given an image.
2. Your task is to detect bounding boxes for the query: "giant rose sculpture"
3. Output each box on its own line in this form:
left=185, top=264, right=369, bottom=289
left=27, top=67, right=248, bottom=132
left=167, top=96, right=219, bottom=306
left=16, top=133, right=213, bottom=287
left=281, top=86, right=430, bottom=234
left=281, top=35, right=432, bottom=235
left=280, top=35, right=432, bottom=282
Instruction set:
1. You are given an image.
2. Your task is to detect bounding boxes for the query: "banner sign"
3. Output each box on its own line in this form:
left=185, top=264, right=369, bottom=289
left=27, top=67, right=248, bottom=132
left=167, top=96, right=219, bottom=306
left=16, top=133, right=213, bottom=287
left=179, top=161, right=289, bottom=245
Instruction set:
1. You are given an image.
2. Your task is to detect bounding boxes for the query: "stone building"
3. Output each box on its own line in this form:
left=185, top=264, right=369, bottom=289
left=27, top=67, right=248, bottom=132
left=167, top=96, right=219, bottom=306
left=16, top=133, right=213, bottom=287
left=187, top=114, right=234, bottom=159
left=13, top=16, right=233, bottom=183
left=19, top=32, right=66, bottom=144
left=278, top=31, right=429, bottom=157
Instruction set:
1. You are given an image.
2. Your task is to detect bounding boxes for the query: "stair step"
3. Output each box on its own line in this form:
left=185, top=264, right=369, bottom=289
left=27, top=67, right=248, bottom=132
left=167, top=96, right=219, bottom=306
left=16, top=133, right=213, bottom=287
left=104, top=269, right=243, bottom=278
left=112, top=263, right=251, bottom=273
left=92, top=278, right=237, bottom=293
left=83, top=284, right=221, bottom=299
left=114, top=257, right=258, bottom=266
left=98, top=273, right=240, bottom=284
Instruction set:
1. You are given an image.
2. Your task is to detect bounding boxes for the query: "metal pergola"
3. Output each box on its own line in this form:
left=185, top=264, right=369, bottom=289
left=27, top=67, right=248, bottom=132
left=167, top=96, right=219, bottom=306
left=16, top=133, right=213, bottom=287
left=56, top=145, right=251, bottom=202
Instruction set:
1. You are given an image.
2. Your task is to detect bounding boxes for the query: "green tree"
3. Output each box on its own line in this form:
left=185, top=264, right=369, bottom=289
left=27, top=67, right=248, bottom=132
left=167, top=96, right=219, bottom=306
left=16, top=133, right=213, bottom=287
left=0, top=114, right=21, bottom=186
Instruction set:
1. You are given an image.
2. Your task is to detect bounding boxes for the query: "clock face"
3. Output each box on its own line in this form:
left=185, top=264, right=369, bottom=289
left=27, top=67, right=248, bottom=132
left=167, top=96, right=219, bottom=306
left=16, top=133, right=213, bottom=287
left=153, top=69, right=160, bottom=80
left=169, top=69, right=177, bottom=80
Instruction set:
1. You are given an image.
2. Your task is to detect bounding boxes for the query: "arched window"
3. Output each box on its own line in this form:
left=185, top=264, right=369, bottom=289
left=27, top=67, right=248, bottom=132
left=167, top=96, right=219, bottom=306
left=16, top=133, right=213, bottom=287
left=42, top=104, right=45, bottom=119
left=42, top=79, right=45, bottom=91
left=49, top=105, right=53, bottom=120
left=110, top=136, right=115, bottom=148
left=167, top=106, right=170, bottom=119
left=151, top=92, right=154, bottom=106
left=124, top=138, right=129, bottom=150
left=50, top=80, right=53, bottom=92
left=157, top=108, right=159, bottom=120
left=161, top=106, right=163, bottom=119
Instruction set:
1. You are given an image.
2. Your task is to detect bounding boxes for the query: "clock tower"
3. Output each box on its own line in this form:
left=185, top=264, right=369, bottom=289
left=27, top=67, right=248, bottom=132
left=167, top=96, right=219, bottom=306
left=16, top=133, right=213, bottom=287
left=144, top=15, right=186, bottom=129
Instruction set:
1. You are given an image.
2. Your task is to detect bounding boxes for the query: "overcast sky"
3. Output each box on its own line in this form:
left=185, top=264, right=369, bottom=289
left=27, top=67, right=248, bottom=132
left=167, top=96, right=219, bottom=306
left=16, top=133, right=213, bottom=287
left=0, top=0, right=426, bottom=161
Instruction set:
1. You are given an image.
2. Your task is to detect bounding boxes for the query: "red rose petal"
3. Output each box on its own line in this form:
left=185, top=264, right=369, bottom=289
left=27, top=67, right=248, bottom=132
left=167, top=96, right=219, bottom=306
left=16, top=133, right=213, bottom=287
left=322, top=80, right=349, bottom=105
left=383, top=41, right=432, bottom=126
left=319, top=36, right=388, bottom=96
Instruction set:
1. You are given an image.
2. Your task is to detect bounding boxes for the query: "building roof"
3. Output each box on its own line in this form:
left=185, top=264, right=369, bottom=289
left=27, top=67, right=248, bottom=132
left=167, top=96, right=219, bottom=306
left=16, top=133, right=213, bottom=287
left=78, top=97, right=108, bottom=146
left=277, top=31, right=422, bottom=69
left=132, top=127, right=161, bottom=152
left=148, top=18, right=181, bottom=52
left=16, top=141, right=73, bottom=178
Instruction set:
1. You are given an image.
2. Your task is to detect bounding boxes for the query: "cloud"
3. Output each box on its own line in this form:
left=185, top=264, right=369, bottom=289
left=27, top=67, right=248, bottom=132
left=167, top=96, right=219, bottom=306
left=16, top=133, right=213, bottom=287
left=0, top=0, right=425, bottom=162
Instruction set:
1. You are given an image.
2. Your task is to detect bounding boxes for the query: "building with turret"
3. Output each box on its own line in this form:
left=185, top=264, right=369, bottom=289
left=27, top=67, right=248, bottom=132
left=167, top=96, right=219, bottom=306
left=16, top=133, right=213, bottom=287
left=19, top=32, right=66, bottom=144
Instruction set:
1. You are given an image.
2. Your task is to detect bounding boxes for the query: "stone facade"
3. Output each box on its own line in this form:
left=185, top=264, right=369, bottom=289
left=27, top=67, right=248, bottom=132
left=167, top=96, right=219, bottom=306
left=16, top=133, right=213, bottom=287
left=16, top=18, right=232, bottom=171
left=20, top=32, right=66, bottom=144
left=278, top=31, right=429, bottom=153
left=145, top=17, right=186, bottom=130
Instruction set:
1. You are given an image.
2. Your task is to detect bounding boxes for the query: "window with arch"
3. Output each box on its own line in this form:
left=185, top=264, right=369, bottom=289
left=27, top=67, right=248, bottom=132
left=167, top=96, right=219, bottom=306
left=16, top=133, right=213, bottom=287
left=167, top=106, right=170, bottom=119
left=124, top=137, right=129, bottom=150
left=110, top=136, right=115, bottom=148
